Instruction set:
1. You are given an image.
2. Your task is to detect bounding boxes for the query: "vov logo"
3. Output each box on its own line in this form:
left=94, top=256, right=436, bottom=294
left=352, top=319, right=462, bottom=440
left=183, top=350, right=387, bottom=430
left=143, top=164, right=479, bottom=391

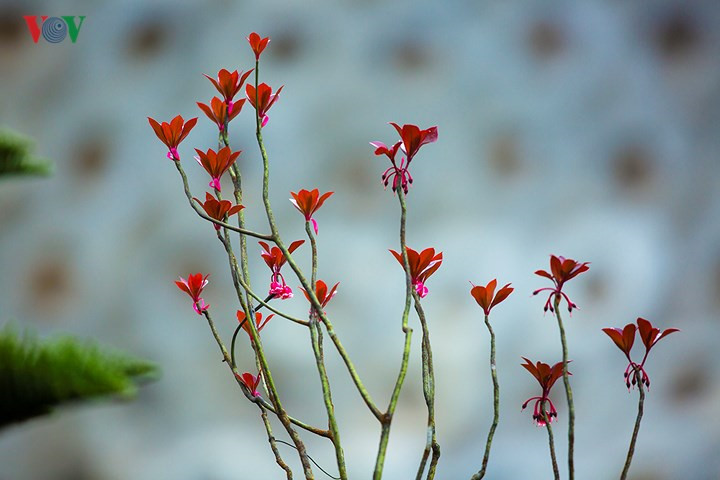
left=24, top=16, right=85, bottom=44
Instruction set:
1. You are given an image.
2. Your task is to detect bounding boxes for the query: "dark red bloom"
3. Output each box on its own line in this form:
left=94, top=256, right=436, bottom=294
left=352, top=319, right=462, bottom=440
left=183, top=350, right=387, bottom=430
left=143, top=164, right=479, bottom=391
left=246, top=83, right=284, bottom=127
left=533, top=255, right=590, bottom=313
left=370, top=123, right=437, bottom=194
left=259, top=240, right=304, bottom=299
left=193, top=192, right=244, bottom=230
left=470, top=279, right=513, bottom=315
left=290, top=189, right=334, bottom=234
left=175, top=273, right=209, bottom=314
left=389, top=247, right=442, bottom=298
left=247, top=32, right=270, bottom=60
left=301, top=280, right=339, bottom=309
left=236, top=371, right=263, bottom=397
left=237, top=310, right=274, bottom=339
left=604, top=318, right=678, bottom=389
left=204, top=68, right=252, bottom=114
left=521, top=357, right=568, bottom=426
left=148, top=115, right=197, bottom=161
left=195, top=146, right=241, bottom=191
left=197, top=96, right=243, bottom=132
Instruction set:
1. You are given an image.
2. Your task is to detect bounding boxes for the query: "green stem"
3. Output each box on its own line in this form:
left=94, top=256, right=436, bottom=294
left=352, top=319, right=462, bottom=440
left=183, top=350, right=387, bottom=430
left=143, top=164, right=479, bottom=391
left=259, top=406, right=294, bottom=479
left=620, top=369, right=645, bottom=480
left=412, top=294, right=440, bottom=480
left=373, top=188, right=414, bottom=480
left=554, top=295, right=574, bottom=480
left=542, top=403, right=561, bottom=480
left=471, top=314, right=499, bottom=480
left=306, top=221, right=348, bottom=480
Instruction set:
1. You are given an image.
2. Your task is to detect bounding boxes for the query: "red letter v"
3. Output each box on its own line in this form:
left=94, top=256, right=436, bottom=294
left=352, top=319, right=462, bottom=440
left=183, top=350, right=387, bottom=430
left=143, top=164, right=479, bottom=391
left=24, top=16, right=48, bottom=43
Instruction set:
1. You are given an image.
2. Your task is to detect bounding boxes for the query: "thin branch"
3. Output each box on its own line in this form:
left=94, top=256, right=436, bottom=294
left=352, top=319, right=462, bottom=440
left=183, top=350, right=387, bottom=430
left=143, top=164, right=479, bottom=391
left=554, top=295, right=574, bottom=480
left=259, top=406, right=294, bottom=479
left=542, top=404, right=561, bottom=480
left=620, top=369, right=645, bottom=480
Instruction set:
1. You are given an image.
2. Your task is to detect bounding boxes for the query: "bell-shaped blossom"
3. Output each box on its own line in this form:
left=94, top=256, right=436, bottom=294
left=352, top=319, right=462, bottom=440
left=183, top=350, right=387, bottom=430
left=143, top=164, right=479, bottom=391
left=259, top=240, right=304, bottom=299
left=204, top=68, right=252, bottom=114
left=175, top=273, right=209, bottom=314
left=197, top=96, right=243, bottom=132
left=237, top=310, right=274, bottom=339
left=470, top=279, right=513, bottom=315
left=148, top=115, right=197, bottom=161
left=195, top=146, right=241, bottom=191
left=389, top=247, right=442, bottom=298
left=247, top=32, right=270, bottom=60
left=193, top=192, right=244, bottom=230
left=246, top=83, right=283, bottom=127
left=533, top=255, right=590, bottom=313
left=604, top=317, right=678, bottom=390
left=289, top=189, right=333, bottom=234
left=236, top=371, right=263, bottom=397
left=521, top=357, right=568, bottom=426
left=370, top=123, right=436, bottom=194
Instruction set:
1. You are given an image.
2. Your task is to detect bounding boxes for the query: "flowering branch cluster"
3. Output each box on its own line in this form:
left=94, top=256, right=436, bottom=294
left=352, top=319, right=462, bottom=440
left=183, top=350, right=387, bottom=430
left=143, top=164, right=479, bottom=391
left=149, top=31, right=679, bottom=480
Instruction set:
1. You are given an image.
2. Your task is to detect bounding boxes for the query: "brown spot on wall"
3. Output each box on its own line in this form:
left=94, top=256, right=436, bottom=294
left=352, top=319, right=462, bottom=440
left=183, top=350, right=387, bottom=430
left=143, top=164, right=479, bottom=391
left=654, top=12, right=700, bottom=61
left=670, top=359, right=708, bottom=403
left=0, top=6, right=24, bottom=47
left=25, top=256, right=74, bottom=314
left=126, top=21, right=168, bottom=60
left=394, top=39, right=431, bottom=72
left=488, top=133, right=521, bottom=177
left=613, top=144, right=654, bottom=191
left=72, top=136, right=110, bottom=180
left=528, top=20, right=565, bottom=59
left=270, top=30, right=302, bottom=62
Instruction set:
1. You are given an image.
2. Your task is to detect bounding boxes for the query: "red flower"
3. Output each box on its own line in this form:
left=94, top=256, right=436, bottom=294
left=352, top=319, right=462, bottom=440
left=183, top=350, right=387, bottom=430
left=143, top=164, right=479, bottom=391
left=193, top=192, right=244, bottom=230
left=521, top=357, right=568, bottom=426
left=197, top=96, right=243, bottom=132
left=259, top=240, right=304, bottom=299
left=237, top=310, right=274, bottom=339
left=604, top=318, right=678, bottom=389
left=533, top=255, right=590, bottom=313
left=389, top=247, right=442, bottom=298
left=301, top=280, right=339, bottom=309
left=175, top=273, right=209, bottom=314
left=247, top=32, right=270, bottom=60
left=204, top=68, right=252, bottom=114
left=236, top=371, right=263, bottom=397
left=289, top=189, right=334, bottom=234
left=246, top=83, right=284, bottom=127
left=194, top=146, right=241, bottom=191
left=148, top=115, right=197, bottom=161
left=370, top=123, right=437, bottom=194
left=470, top=279, right=514, bottom=315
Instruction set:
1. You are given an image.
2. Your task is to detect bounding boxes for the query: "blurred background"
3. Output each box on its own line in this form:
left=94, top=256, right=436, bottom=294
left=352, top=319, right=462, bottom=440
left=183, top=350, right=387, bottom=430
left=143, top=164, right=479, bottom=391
left=1, top=0, right=719, bottom=478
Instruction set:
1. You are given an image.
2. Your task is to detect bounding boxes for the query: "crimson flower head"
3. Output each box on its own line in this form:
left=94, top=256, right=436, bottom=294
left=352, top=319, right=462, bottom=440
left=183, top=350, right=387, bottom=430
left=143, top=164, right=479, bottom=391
left=533, top=255, right=590, bottom=313
left=148, top=115, right=197, bottom=161
left=521, top=357, right=568, bottom=426
left=237, top=310, right=274, bottom=339
left=301, top=280, right=339, bottom=310
left=259, top=240, right=304, bottom=299
left=193, top=192, right=244, bottom=230
left=389, top=247, right=442, bottom=298
left=603, top=317, right=678, bottom=390
left=204, top=68, right=252, bottom=114
left=175, top=273, right=209, bottom=314
left=290, top=189, right=334, bottom=234
left=247, top=32, right=270, bottom=60
left=370, top=123, right=437, bottom=194
left=197, top=96, right=243, bottom=132
left=236, top=371, right=263, bottom=397
left=246, top=83, right=284, bottom=127
left=195, top=146, right=241, bottom=191
left=470, top=279, right=514, bottom=315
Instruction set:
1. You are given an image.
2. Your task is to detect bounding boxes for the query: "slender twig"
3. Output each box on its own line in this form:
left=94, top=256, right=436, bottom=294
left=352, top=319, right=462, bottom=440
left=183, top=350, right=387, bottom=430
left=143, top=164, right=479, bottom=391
left=554, top=295, right=574, bottom=480
left=620, top=369, right=645, bottom=480
left=471, top=314, right=500, bottom=480
left=276, top=440, right=342, bottom=480
left=173, top=161, right=273, bottom=240
left=412, top=294, right=440, bottom=480
left=259, top=405, right=294, bottom=479
left=373, top=188, right=414, bottom=480
left=306, top=220, right=348, bottom=480
left=542, top=403, right=561, bottom=480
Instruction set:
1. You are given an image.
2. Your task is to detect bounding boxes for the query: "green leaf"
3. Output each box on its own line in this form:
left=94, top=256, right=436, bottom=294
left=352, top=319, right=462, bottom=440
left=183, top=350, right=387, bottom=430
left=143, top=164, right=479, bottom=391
left=0, top=129, right=52, bottom=177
